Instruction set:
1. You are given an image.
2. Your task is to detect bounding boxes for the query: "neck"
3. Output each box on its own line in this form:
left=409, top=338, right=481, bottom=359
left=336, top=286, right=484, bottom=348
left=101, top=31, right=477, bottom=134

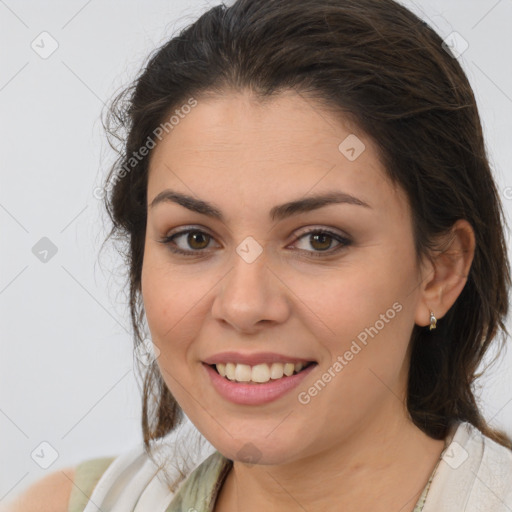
left=213, top=412, right=446, bottom=512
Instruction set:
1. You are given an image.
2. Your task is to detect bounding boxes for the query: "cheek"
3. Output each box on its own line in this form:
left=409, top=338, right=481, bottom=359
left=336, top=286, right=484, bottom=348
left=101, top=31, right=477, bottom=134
left=296, top=266, right=406, bottom=338
left=140, top=246, right=186, bottom=350
left=289, top=247, right=417, bottom=372
left=140, top=245, right=213, bottom=363
left=294, top=268, right=414, bottom=423
left=141, top=261, right=192, bottom=398
left=141, top=259, right=170, bottom=335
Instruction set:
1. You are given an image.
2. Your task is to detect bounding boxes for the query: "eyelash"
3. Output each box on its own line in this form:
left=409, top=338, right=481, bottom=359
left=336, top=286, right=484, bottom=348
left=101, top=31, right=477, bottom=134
left=158, top=227, right=352, bottom=259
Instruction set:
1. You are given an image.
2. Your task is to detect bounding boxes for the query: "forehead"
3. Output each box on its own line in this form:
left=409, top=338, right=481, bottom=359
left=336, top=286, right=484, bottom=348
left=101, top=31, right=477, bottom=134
left=147, top=90, right=406, bottom=218
left=151, top=90, right=363, bottom=163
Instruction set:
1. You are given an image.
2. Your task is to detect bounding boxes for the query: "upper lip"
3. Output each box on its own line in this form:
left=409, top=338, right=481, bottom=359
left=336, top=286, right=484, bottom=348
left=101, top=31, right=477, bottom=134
left=203, top=352, right=317, bottom=366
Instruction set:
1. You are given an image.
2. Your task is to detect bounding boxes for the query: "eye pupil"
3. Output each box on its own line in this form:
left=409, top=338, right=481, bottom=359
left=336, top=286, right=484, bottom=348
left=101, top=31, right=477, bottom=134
left=188, top=232, right=209, bottom=249
left=310, top=233, right=332, bottom=251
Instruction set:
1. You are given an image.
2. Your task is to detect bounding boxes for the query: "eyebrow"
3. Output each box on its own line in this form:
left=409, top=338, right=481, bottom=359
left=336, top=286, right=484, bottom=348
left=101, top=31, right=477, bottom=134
left=148, top=189, right=371, bottom=222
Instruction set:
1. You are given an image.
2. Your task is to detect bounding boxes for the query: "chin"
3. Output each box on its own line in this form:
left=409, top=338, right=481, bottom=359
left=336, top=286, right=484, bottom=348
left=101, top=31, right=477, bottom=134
left=214, top=437, right=303, bottom=466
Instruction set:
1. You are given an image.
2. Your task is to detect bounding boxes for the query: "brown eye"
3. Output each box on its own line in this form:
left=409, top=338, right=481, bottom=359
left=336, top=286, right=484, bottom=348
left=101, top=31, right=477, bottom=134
left=159, top=228, right=218, bottom=256
left=291, top=228, right=352, bottom=258
left=187, top=231, right=210, bottom=250
left=308, top=232, right=333, bottom=251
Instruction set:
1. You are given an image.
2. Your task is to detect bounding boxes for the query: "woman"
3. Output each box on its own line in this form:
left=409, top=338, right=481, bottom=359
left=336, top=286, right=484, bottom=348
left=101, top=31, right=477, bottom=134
left=8, top=0, right=512, bottom=510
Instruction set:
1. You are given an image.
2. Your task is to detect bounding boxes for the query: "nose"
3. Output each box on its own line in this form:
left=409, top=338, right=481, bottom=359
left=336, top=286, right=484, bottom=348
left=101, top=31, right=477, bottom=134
left=211, top=245, right=291, bottom=334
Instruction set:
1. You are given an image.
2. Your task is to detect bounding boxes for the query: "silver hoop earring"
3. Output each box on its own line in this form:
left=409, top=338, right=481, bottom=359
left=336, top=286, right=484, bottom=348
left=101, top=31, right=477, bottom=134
left=429, top=310, right=437, bottom=331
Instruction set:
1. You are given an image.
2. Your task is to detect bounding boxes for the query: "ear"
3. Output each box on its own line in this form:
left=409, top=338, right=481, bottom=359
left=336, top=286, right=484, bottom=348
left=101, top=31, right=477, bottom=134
left=414, top=219, right=476, bottom=328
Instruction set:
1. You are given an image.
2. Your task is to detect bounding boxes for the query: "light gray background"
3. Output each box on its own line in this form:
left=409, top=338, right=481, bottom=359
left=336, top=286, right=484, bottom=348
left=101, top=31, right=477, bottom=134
left=1, top=0, right=511, bottom=502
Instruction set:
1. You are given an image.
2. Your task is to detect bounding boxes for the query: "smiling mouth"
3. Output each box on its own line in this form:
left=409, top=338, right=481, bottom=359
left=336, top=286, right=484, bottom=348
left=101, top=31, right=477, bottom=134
left=208, top=361, right=317, bottom=384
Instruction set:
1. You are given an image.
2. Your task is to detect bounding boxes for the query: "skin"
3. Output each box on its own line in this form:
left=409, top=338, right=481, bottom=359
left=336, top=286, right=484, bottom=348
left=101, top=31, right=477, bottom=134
left=141, top=89, right=475, bottom=512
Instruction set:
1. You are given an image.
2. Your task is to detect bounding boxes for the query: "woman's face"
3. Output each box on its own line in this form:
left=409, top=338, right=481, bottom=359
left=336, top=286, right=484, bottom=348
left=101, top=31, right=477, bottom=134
left=141, top=90, right=430, bottom=464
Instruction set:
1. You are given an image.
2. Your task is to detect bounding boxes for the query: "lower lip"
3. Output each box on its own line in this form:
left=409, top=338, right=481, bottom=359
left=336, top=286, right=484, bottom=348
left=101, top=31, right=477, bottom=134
left=202, top=363, right=317, bottom=405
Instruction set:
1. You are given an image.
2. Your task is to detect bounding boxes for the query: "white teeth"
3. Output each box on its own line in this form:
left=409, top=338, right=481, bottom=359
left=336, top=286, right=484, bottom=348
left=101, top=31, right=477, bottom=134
left=225, top=363, right=236, bottom=380
left=214, top=361, right=310, bottom=383
left=283, top=363, right=295, bottom=376
left=216, top=363, right=226, bottom=377
left=234, top=364, right=252, bottom=382
left=251, top=363, right=270, bottom=383
left=270, top=362, right=284, bottom=379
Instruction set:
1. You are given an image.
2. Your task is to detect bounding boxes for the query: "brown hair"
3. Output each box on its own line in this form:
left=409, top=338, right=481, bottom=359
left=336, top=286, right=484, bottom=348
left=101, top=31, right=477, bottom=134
left=101, top=0, right=512, bottom=459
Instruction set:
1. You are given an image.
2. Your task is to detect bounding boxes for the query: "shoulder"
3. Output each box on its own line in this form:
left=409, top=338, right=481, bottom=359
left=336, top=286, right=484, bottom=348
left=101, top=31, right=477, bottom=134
left=422, top=421, right=512, bottom=511
left=462, top=422, right=512, bottom=505
left=67, top=456, right=117, bottom=512
left=3, top=456, right=116, bottom=512
left=3, top=466, right=76, bottom=512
